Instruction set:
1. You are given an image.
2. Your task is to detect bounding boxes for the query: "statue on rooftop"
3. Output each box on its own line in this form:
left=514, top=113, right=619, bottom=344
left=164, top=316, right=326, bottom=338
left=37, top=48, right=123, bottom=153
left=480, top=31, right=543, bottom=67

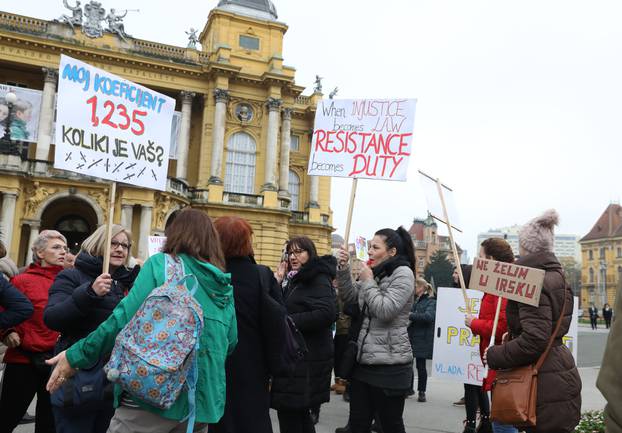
left=106, top=8, right=131, bottom=42
left=186, top=28, right=199, bottom=49
left=314, top=75, right=323, bottom=93
left=57, top=0, right=83, bottom=32
left=329, top=87, right=339, bottom=99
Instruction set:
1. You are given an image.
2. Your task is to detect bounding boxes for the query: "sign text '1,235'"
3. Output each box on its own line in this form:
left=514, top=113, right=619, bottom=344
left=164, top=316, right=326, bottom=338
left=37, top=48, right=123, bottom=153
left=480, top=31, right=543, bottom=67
left=86, top=95, right=147, bottom=135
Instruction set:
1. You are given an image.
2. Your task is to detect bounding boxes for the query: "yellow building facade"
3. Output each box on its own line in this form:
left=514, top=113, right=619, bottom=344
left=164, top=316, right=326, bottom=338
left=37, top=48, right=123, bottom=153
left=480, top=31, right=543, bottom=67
left=579, top=204, right=622, bottom=308
left=0, top=0, right=332, bottom=268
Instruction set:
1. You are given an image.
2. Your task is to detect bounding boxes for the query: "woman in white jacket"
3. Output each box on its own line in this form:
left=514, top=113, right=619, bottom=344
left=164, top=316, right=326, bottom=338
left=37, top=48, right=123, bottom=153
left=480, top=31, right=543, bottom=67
left=336, top=226, right=416, bottom=433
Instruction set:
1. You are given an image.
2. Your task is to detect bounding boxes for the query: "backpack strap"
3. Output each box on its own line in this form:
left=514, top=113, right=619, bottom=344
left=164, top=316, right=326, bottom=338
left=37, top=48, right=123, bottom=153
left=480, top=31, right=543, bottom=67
left=183, top=312, right=201, bottom=433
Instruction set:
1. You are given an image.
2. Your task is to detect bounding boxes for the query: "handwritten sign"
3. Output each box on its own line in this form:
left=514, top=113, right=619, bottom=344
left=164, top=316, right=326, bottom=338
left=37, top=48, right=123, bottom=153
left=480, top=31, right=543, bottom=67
left=354, top=236, right=368, bottom=261
left=148, top=236, right=166, bottom=257
left=432, top=287, right=485, bottom=386
left=54, top=55, right=174, bottom=190
left=307, top=99, right=416, bottom=181
left=469, top=258, right=545, bottom=307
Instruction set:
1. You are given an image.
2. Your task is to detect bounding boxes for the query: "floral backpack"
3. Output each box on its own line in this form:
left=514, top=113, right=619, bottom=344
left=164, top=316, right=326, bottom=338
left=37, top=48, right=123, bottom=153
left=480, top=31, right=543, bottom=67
left=105, top=254, right=203, bottom=432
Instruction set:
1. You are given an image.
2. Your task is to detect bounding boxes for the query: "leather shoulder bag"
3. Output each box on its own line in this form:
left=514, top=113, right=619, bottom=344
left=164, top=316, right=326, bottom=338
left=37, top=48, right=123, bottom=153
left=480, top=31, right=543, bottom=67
left=490, top=283, right=568, bottom=428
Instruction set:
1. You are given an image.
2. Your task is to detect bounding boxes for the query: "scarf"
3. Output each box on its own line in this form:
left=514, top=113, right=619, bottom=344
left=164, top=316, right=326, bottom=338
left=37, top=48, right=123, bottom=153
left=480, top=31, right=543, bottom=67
left=372, top=255, right=411, bottom=280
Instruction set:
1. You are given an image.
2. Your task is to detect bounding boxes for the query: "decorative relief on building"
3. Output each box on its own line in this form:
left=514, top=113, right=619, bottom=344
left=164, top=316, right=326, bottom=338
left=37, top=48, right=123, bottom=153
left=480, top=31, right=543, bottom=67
left=227, top=99, right=263, bottom=126
left=154, top=194, right=172, bottom=229
left=88, top=187, right=109, bottom=220
left=24, top=182, right=55, bottom=218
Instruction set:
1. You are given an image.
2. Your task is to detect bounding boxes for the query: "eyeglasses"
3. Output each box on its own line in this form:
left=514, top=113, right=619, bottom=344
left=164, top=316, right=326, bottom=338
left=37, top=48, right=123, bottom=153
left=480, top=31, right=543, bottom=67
left=289, top=249, right=305, bottom=256
left=111, top=240, right=131, bottom=251
left=51, top=245, right=68, bottom=252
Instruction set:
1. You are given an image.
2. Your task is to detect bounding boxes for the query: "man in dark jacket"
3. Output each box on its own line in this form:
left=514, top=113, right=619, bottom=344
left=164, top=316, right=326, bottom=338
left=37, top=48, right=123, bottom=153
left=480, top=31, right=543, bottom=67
left=0, top=277, right=34, bottom=330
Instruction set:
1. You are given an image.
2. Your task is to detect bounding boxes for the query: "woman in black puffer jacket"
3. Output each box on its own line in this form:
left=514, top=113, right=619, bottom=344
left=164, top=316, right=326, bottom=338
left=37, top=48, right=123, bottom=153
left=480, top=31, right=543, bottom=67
left=44, top=224, right=138, bottom=433
left=271, top=236, right=337, bottom=433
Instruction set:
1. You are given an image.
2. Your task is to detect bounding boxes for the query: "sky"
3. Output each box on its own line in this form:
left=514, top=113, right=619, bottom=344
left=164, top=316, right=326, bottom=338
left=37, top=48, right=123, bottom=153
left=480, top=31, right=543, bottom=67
left=6, top=0, right=622, bottom=257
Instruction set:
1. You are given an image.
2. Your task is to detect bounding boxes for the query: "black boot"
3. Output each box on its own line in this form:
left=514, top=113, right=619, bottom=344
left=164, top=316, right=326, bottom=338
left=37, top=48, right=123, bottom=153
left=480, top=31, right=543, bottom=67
left=476, top=415, right=492, bottom=433
left=335, top=423, right=351, bottom=433
left=463, top=420, right=476, bottom=433
left=418, top=391, right=426, bottom=402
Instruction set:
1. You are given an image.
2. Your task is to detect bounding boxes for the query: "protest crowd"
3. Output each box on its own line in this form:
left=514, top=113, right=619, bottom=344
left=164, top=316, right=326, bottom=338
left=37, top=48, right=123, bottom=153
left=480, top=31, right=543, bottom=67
left=4, top=205, right=614, bottom=433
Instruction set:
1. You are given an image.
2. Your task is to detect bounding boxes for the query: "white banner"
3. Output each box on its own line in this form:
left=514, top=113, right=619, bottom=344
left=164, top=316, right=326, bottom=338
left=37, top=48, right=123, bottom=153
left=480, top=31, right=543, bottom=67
left=148, top=236, right=166, bottom=257
left=0, top=85, right=42, bottom=143
left=307, top=98, right=416, bottom=181
left=433, top=289, right=579, bottom=387
left=54, top=55, right=175, bottom=190
left=432, top=287, right=485, bottom=386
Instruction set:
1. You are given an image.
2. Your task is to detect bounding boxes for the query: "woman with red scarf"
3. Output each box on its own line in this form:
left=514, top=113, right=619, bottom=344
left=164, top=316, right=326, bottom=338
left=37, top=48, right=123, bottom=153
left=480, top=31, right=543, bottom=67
left=0, top=230, right=67, bottom=433
left=464, top=238, right=516, bottom=433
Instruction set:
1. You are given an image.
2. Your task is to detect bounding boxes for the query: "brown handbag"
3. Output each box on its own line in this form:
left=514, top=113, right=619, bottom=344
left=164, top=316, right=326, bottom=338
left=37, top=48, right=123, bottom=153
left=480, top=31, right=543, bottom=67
left=490, top=285, right=568, bottom=428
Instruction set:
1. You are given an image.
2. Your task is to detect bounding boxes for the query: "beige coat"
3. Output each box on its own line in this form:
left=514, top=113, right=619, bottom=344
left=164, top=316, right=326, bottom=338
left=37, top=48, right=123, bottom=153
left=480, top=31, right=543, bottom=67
left=597, top=284, right=622, bottom=433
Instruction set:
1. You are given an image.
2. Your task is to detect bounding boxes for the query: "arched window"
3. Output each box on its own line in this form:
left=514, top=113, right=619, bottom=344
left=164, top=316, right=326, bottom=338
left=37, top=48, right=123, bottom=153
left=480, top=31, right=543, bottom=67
left=288, top=170, right=301, bottom=211
left=225, top=132, right=256, bottom=194
left=589, top=268, right=594, bottom=283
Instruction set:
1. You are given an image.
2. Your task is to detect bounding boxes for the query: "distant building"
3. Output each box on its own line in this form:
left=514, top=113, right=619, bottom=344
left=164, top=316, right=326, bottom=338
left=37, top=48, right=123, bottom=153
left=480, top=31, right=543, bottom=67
left=579, top=204, right=622, bottom=308
left=477, top=226, right=580, bottom=261
left=409, top=215, right=463, bottom=278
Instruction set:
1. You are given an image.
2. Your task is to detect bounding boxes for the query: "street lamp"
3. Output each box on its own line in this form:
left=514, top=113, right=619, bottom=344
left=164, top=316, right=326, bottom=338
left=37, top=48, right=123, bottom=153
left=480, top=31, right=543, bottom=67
left=0, top=91, right=20, bottom=155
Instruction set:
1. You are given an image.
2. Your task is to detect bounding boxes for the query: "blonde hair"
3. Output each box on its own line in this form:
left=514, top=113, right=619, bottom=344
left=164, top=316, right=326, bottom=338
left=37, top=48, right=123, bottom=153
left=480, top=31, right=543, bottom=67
left=80, top=224, right=132, bottom=266
left=31, top=230, right=67, bottom=264
left=416, top=277, right=434, bottom=297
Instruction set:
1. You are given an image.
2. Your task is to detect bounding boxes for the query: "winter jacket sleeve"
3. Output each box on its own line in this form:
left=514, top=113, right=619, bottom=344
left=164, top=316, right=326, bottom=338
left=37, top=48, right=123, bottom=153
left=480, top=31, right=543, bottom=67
left=486, top=293, right=552, bottom=370
left=44, top=270, right=99, bottom=332
left=336, top=267, right=359, bottom=305
left=365, top=266, right=414, bottom=322
left=0, top=277, right=33, bottom=330
left=67, top=258, right=158, bottom=369
left=471, top=296, right=508, bottom=342
left=227, top=311, right=238, bottom=356
left=289, top=274, right=337, bottom=332
left=410, top=297, right=436, bottom=325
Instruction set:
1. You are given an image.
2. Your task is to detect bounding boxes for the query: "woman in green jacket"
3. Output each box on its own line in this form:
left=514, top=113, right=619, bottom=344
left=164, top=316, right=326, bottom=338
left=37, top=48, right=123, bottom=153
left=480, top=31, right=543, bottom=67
left=46, top=209, right=237, bottom=433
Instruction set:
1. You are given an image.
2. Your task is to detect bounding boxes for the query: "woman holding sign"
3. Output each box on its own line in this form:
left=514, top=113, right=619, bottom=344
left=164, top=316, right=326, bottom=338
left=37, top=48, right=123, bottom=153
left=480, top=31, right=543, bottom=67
left=464, top=238, right=514, bottom=433
left=44, top=224, right=138, bottom=433
left=336, top=226, right=415, bottom=433
left=485, top=210, right=581, bottom=433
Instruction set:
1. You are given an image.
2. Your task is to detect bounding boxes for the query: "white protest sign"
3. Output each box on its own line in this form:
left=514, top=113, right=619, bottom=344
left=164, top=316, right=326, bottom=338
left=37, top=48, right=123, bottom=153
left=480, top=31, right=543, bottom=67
left=433, top=287, right=485, bottom=386
left=148, top=236, right=166, bottom=257
left=564, top=297, right=579, bottom=360
left=470, top=257, right=546, bottom=307
left=308, top=99, right=416, bottom=181
left=54, top=55, right=175, bottom=190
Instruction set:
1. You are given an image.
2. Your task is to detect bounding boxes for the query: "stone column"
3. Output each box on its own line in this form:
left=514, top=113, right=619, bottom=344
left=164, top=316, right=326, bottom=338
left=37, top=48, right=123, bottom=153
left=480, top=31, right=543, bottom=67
left=175, top=91, right=194, bottom=181
left=278, top=108, right=292, bottom=199
left=262, top=97, right=282, bottom=192
left=25, top=222, right=40, bottom=265
left=120, top=204, right=134, bottom=230
left=0, top=192, right=17, bottom=251
left=35, top=68, right=58, bottom=165
left=137, top=205, right=153, bottom=260
left=308, top=176, right=320, bottom=208
left=209, top=89, right=230, bottom=185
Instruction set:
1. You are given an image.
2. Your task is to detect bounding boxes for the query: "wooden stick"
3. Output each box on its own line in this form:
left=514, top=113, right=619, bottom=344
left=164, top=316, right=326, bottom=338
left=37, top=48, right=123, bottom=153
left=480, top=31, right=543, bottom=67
left=102, top=182, right=117, bottom=275
left=343, top=178, right=358, bottom=247
left=435, top=178, right=470, bottom=314
left=489, top=296, right=503, bottom=349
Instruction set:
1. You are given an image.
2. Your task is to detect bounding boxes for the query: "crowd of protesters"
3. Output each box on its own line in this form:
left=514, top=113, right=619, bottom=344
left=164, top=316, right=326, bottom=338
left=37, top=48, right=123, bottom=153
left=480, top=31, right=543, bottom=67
left=0, top=208, right=589, bottom=433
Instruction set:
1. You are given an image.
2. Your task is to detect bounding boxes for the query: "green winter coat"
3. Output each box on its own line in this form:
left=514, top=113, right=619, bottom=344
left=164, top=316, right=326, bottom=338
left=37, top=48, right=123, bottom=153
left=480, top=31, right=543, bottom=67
left=66, top=252, right=238, bottom=423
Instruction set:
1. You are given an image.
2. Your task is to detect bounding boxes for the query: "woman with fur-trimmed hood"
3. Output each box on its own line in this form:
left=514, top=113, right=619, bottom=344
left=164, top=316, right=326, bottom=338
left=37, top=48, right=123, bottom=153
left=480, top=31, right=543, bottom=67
left=485, top=210, right=581, bottom=433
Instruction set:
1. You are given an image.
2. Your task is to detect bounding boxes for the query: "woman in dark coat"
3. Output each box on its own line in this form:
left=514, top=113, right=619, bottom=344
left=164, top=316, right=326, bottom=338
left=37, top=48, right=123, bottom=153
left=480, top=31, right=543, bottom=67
left=44, top=224, right=138, bottom=433
left=211, top=216, right=277, bottom=433
left=603, top=303, right=613, bottom=329
left=271, top=236, right=337, bottom=433
left=407, top=277, right=436, bottom=403
left=486, top=210, right=581, bottom=433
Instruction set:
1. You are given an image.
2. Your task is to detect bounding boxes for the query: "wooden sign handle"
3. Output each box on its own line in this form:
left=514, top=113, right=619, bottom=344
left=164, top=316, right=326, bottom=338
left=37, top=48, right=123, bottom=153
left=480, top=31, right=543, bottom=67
left=435, top=178, right=470, bottom=314
left=488, top=296, right=503, bottom=349
left=102, top=182, right=117, bottom=275
left=343, top=178, right=358, bottom=248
